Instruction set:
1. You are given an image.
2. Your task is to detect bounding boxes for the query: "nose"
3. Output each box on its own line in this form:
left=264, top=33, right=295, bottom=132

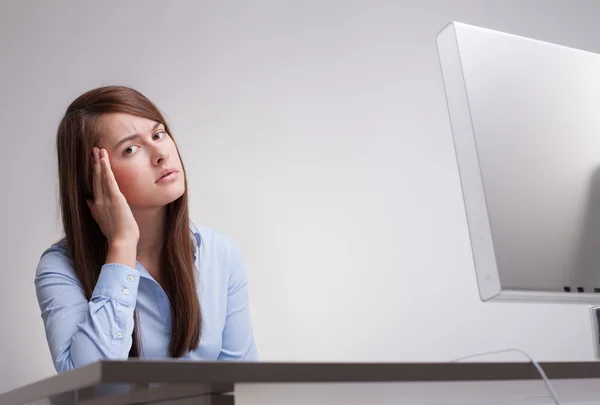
left=153, top=147, right=169, bottom=165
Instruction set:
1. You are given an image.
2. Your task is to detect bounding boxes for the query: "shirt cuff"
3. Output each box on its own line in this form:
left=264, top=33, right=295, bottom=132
left=92, top=263, right=141, bottom=307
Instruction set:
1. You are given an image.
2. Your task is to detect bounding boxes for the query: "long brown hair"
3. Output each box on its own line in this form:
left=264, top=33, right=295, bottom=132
left=56, top=85, right=201, bottom=358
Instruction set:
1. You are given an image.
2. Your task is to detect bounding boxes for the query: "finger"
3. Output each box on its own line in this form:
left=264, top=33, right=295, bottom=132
left=99, top=148, right=109, bottom=198
left=92, top=147, right=103, bottom=201
left=100, top=149, right=111, bottom=197
left=101, top=149, right=122, bottom=197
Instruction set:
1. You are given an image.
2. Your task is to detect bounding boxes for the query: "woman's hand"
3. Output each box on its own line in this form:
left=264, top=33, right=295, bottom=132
left=86, top=147, right=140, bottom=248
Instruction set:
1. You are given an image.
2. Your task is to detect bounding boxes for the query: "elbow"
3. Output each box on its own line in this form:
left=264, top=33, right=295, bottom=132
left=218, top=340, right=259, bottom=362
left=52, top=351, right=76, bottom=374
left=53, top=335, right=130, bottom=373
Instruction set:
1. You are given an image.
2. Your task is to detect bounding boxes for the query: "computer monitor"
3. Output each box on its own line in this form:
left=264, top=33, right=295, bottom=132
left=437, top=22, right=600, bottom=304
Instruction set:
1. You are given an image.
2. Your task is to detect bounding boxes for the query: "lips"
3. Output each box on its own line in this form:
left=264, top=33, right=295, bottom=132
left=156, top=168, right=178, bottom=183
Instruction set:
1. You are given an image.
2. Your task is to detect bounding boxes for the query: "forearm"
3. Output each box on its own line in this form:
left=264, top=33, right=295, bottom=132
left=37, top=261, right=141, bottom=373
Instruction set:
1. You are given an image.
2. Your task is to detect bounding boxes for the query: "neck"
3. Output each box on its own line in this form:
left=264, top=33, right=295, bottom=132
left=132, top=206, right=167, bottom=270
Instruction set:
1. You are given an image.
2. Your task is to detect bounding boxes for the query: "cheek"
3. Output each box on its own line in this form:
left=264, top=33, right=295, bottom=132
left=111, top=163, right=146, bottom=198
left=167, top=141, right=183, bottom=164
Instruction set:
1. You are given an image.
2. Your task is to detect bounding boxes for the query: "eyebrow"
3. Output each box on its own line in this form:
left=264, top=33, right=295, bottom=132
left=114, top=122, right=163, bottom=149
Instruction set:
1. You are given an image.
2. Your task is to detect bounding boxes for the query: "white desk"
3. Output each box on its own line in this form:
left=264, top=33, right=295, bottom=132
left=1, top=360, right=600, bottom=405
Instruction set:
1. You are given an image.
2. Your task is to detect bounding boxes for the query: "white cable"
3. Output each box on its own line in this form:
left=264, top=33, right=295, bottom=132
left=449, top=348, right=561, bottom=405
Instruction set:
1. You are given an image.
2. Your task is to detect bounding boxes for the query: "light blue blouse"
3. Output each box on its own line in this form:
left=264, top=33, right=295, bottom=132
left=34, top=222, right=258, bottom=373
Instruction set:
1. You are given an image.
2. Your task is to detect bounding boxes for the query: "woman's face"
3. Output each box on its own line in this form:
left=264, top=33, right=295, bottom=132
left=94, top=112, right=185, bottom=209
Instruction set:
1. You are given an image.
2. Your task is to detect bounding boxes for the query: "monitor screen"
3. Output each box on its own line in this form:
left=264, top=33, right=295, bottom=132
left=437, top=22, right=600, bottom=303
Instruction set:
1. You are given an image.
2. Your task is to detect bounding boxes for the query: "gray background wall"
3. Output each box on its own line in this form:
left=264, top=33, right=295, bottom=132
left=1, top=0, right=600, bottom=394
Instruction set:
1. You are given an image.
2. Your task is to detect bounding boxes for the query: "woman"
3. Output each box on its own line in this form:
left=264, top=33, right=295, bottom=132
left=34, top=85, right=258, bottom=373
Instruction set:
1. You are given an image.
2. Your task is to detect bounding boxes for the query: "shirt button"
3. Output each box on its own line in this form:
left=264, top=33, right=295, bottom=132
left=116, top=331, right=123, bottom=339
left=123, top=288, right=130, bottom=295
left=126, top=275, right=134, bottom=282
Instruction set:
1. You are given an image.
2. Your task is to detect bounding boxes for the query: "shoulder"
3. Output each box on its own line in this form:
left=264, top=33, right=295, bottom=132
left=34, top=237, right=81, bottom=285
left=189, top=221, right=245, bottom=272
left=191, top=221, right=241, bottom=254
left=36, top=238, right=72, bottom=269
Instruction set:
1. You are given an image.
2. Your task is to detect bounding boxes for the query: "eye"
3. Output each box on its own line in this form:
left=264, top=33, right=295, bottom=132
left=153, top=131, right=166, bottom=141
left=123, top=145, right=140, bottom=155
left=122, top=131, right=166, bottom=156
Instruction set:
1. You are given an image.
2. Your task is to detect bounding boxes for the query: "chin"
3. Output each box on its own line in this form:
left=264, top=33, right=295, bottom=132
left=130, top=185, right=186, bottom=209
left=161, top=185, right=186, bottom=205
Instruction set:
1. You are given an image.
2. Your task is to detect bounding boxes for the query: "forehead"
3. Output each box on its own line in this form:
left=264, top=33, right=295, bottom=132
left=98, top=113, right=161, bottom=144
